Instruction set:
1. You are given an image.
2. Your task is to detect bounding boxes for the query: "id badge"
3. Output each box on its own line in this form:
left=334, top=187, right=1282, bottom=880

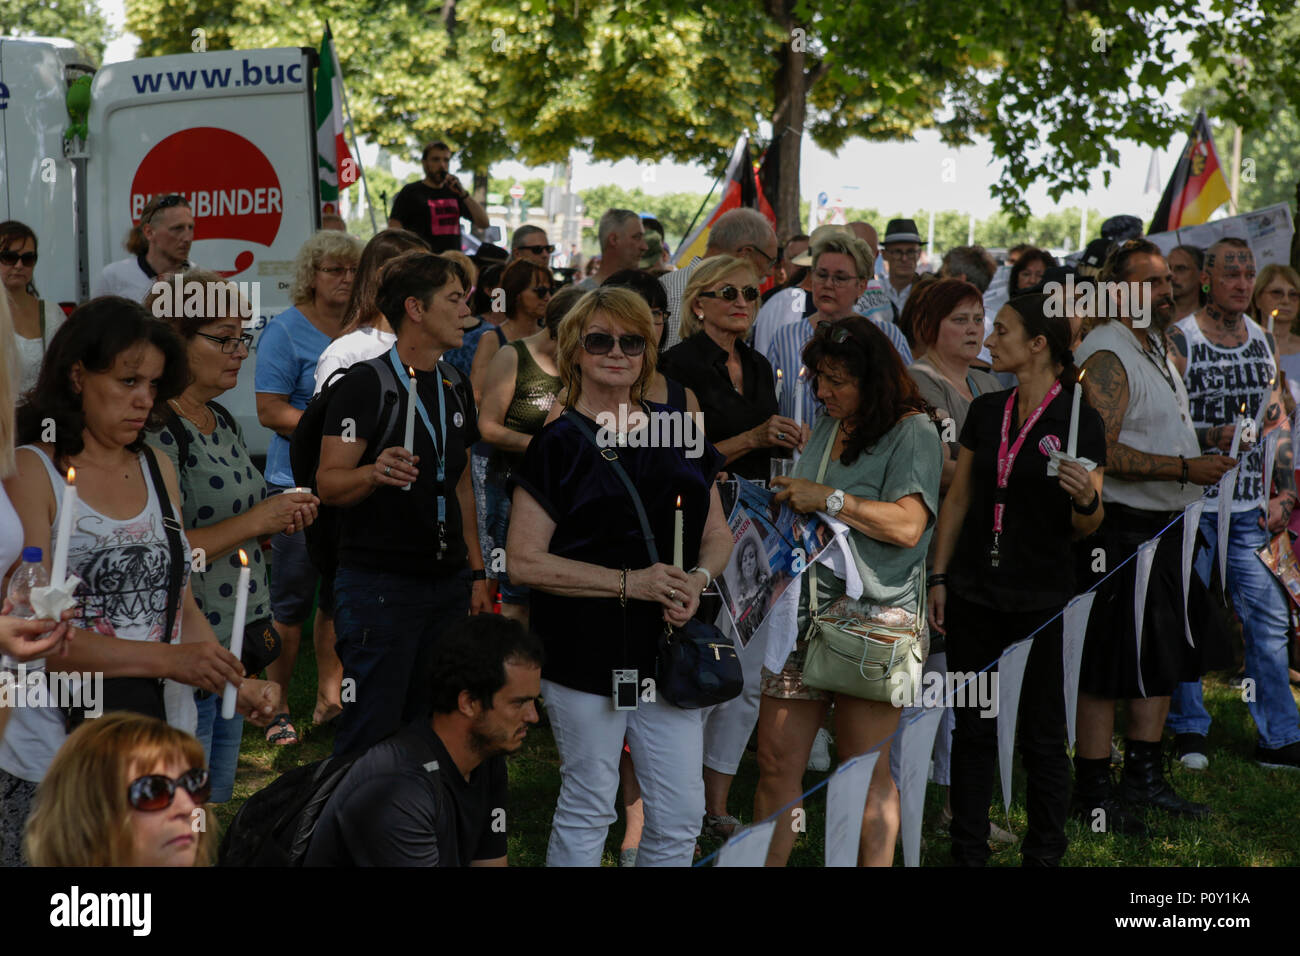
left=612, top=669, right=639, bottom=711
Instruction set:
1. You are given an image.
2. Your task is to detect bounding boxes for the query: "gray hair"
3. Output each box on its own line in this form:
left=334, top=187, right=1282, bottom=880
left=811, top=235, right=874, bottom=280
left=512, top=224, right=546, bottom=250
left=940, top=245, right=998, bottom=293
left=289, top=230, right=364, bottom=305
left=597, top=209, right=640, bottom=250
left=707, top=208, right=776, bottom=255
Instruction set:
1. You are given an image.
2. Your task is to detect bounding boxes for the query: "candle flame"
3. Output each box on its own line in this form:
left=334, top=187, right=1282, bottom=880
left=407, top=365, right=415, bottom=378
left=1240, top=402, right=1248, bottom=414
left=798, top=366, right=806, bottom=380
left=66, top=467, right=76, bottom=484
left=675, top=495, right=682, bottom=507
left=238, top=548, right=249, bottom=567
left=1272, top=309, right=1280, bottom=318
left=776, top=368, right=783, bottom=380
left=1078, top=368, right=1087, bottom=384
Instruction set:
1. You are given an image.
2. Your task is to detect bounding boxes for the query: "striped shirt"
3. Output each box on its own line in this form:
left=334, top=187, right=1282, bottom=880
left=659, top=257, right=702, bottom=350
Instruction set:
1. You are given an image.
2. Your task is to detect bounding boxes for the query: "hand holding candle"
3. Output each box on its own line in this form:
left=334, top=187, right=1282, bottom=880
left=221, top=549, right=251, bottom=720
left=673, top=495, right=684, bottom=569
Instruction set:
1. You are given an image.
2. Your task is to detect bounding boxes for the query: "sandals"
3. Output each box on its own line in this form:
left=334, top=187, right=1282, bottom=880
left=702, top=813, right=741, bottom=840
left=266, top=713, right=299, bottom=746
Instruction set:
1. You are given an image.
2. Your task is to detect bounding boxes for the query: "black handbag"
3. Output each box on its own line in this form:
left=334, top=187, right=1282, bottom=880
left=563, top=409, right=742, bottom=709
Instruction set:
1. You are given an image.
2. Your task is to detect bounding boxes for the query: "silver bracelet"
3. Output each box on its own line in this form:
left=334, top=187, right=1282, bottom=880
left=689, top=566, right=712, bottom=591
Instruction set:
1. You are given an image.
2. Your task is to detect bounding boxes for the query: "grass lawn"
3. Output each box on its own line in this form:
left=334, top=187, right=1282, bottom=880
left=214, top=628, right=1300, bottom=867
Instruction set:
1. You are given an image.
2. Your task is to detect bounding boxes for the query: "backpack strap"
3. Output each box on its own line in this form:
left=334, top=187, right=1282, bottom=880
left=209, top=399, right=238, bottom=434
left=562, top=407, right=659, bottom=565
left=159, top=404, right=193, bottom=469
left=141, top=444, right=186, bottom=645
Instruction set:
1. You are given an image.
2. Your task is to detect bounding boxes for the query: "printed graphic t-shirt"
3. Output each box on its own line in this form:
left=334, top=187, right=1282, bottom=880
left=389, top=182, right=472, bottom=253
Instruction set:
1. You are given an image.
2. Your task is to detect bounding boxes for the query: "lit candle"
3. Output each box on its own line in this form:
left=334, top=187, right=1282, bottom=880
left=1270, top=308, right=1278, bottom=338
left=1067, top=369, right=1087, bottom=458
left=222, top=549, right=251, bottom=720
left=775, top=367, right=784, bottom=404
left=402, top=365, right=416, bottom=491
left=673, top=495, right=684, bottom=569
left=1228, top=402, right=1247, bottom=460
left=50, top=468, right=76, bottom=588
left=1253, top=383, right=1273, bottom=436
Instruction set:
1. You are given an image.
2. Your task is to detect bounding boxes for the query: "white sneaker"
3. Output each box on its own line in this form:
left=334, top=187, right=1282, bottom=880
left=807, top=728, right=832, bottom=772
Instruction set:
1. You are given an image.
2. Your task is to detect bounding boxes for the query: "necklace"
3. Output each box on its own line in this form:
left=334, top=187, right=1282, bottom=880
left=1136, top=331, right=1179, bottom=394
left=169, top=397, right=214, bottom=431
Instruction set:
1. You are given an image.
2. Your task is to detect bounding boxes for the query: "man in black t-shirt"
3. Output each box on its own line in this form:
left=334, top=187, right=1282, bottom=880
left=388, top=141, right=490, bottom=253
left=305, top=615, right=543, bottom=867
left=318, top=251, right=494, bottom=755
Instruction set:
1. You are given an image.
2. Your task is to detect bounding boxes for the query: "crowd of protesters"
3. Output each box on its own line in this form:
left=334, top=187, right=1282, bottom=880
left=3, top=138, right=1300, bottom=871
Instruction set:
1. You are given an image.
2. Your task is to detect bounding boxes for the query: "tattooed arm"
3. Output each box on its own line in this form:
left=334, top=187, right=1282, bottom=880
left=1166, top=324, right=1189, bottom=378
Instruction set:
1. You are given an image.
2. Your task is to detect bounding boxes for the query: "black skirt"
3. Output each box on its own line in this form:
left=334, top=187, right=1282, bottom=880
left=1073, top=503, right=1233, bottom=699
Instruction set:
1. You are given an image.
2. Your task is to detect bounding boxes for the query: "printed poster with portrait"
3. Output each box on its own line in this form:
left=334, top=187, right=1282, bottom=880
left=714, top=477, right=834, bottom=646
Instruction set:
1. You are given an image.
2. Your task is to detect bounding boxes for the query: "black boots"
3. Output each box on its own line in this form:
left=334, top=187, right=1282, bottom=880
left=1120, top=739, right=1211, bottom=818
left=1071, top=756, right=1149, bottom=837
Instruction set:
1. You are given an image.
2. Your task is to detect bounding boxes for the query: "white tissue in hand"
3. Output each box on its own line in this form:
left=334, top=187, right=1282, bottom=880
left=1046, top=450, right=1097, bottom=476
left=28, top=577, right=81, bottom=620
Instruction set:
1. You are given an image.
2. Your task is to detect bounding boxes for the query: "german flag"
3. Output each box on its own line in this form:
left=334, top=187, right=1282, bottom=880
left=1148, top=109, right=1231, bottom=233
left=672, top=135, right=775, bottom=266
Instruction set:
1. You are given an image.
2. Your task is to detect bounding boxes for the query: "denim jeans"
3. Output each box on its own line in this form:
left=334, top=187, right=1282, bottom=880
left=332, top=565, right=471, bottom=756
left=1167, top=508, right=1300, bottom=750
left=485, top=473, right=528, bottom=606
left=193, top=690, right=244, bottom=803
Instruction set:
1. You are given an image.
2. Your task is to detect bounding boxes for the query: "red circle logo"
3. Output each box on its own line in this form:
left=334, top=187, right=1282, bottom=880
left=1038, top=434, right=1061, bottom=456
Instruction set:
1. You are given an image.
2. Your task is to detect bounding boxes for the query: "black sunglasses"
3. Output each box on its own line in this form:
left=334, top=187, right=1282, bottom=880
left=532, top=285, right=556, bottom=298
left=698, top=284, right=760, bottom=303
left=128, top=768, right=211, bottom=811
left=582, top=332, right=647, bottom=356
left=519, top=244, right=556, bottom=255
left=195, top=331, right=254, bottom=354
left=0, top=251, right=37, bottom=267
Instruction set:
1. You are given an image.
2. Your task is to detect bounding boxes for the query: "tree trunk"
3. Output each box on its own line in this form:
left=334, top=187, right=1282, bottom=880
left=765, top=1, right=806, bottom=240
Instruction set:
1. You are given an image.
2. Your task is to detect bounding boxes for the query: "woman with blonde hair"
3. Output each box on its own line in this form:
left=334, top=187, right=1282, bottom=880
left=509, top=286, right=733, bottom=866
left=254, top=229, right=362, bottom=741
left=1250, top=264, right=1300, bottom=401
left=25, top=713, right=214, bottom=866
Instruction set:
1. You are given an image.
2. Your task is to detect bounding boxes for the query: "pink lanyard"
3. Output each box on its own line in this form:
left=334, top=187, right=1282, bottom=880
left=990, top=382, right=1061, bottom=566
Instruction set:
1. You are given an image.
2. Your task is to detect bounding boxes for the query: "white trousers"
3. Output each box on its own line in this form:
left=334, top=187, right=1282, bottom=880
left=701, top=621, right=770, bottom=775
left=543, top=679, right=705, bottom=867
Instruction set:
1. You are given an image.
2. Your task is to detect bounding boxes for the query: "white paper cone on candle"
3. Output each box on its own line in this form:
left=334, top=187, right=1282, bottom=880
left=673, top=495, right=684, bottom=568
left=1181, top=500, right=1205, bottom=648
left=51, top=468, right=77, bottom=588
left=222, top=550, right=252, bottom=720
left=996, top=639, right=1033, bottom=813
left=1216, top=468, right=1234, bottom=594
left=825, top=752, right=879, bottom=867
left=402, top=365, right=417, bottom=491
left=1067, top=370, right=1086, bottom=458
left=716, top=818, right=778, bottom=867
left=897, top=708, right=945, bottom=868
left=1062, top=591, right=1096, bottom=751
left=1132, top=538, right=1161, bottom=700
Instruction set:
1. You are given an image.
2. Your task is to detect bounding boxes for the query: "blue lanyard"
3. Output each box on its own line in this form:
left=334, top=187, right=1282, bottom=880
left=389, top=346, right=447, bottom=524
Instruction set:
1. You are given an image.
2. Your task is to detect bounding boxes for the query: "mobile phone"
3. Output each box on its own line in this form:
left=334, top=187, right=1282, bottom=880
left=612, top=669, right=639, bottom=711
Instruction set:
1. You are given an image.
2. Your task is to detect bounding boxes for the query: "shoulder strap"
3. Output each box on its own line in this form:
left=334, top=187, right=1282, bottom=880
left=561, top=408, right=659, bottom=565
left=208, top=400, right=238, bottom=434
left=159, top=404, right=193, bottom=472
left=141, top=445, right=185, bottom=645
left=806, top=422, right=839, bottom=618
left=436, top=359, right=470, bottom=423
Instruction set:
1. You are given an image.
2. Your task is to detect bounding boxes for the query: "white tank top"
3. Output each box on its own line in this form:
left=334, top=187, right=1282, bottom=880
left=1075, top=321, right=1201, bottom=511
left=1176, top=314, right=1275, bottom=511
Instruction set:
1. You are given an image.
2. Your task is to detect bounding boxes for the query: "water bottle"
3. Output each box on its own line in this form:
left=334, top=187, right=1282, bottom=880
left=2, top=547, right=50, bottom=672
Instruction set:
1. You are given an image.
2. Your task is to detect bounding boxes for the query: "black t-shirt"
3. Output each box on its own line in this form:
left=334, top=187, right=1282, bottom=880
left=322, top=359, right=479, bottom=576
left=659, top=333, right=780, bottom=482
left=305, top=720, right=508, bottom=867
left=948, top=385, right=1106, bottom=611
left=390, top=181, right=472, bottom=253
left=510, top=403, right=724, bottom=696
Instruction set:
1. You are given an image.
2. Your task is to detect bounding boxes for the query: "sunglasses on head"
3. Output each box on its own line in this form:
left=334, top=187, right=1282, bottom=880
left=145, top=194, right=188, bottom=219
left=698, top=285, right=760, bottom=303
left=0, top=251, right=37, bottom=267
left=128, top=768, right=211, bottom=811
left=582, top=332, right=646, bottom=356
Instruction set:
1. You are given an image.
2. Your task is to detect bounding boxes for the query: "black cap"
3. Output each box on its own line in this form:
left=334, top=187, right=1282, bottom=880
left=1081, top=237, right=1115, bottom=269
left=1100, top=214, right=1144, bottom=243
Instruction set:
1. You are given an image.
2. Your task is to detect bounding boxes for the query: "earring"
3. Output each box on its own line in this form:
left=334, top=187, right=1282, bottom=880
left=1202, top=284, right=1210, bottom=293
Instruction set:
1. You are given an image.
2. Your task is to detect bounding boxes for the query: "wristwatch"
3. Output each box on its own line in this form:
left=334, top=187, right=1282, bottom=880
left=825, top=489, right=846, bottom=517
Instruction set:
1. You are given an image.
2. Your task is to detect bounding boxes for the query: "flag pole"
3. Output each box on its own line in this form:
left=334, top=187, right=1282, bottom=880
left=327, top=21, right=379, bottom=234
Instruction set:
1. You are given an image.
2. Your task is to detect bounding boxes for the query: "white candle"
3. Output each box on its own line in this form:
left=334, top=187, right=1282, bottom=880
left=794, top=367, right=805, bottom=428
left=775, top=367, right=783, bottom=404
left=1253, top=385, right=1272, bottom=437
left=1270, top=309, right=1278, bottom=338
left=673, top=495, right=684, bottom=569
left=1067, top=369, right=1087, bottom=458
left=222, top=549, right=251, bottom=720
left=402, top=365, right=416, bottom=491
left=50, top=468, right=76, bottom=588
left=1228, top=403, right=1246, bottom=460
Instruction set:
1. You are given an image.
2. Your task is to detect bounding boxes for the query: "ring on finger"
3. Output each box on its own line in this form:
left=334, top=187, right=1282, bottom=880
left=777, top=431, right=786, bottom=441
left=668, top=588, right=676, bottom=601
left=385, top=465, right=392, bottom=476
